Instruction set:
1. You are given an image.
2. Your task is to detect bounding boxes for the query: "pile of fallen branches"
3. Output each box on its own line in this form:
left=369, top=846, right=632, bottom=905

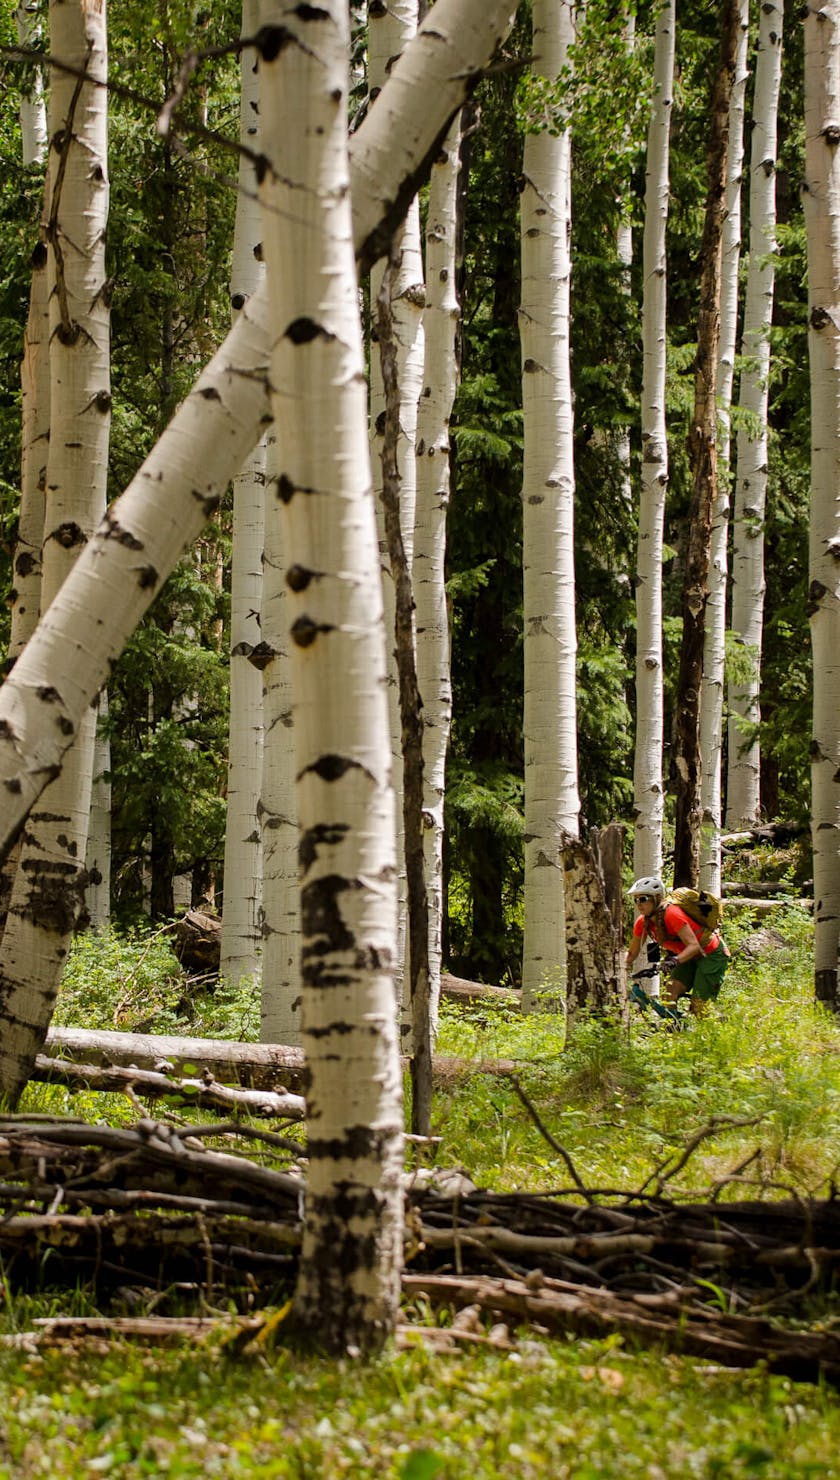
left=3, top=1114, right=840, bottom=1384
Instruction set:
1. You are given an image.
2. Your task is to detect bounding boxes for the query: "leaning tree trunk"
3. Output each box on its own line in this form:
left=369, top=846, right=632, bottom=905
left=520, top=0, right=580, bottom=1014
left=726, top=0, right=784, bottom=830
left=699, top=0, right=749, bottom=895
left=0, top=0, right=518, bottom=858
left=220, top=0, right=266, bottom=992
left=672, top=0, right=740, bottom=890
left=803, top=0, right=840, bottom=1013
left=0, top=0, right=110, bottom=1107
left=633, top=0, right=675, bottom=884
left=256, top=0, right=403, bottom=1353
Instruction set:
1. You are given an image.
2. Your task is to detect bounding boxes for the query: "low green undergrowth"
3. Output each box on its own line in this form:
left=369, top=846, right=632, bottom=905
left=3, top=1326, right=840, bottom=1478
left=6, top=908, right=840, bottom=1476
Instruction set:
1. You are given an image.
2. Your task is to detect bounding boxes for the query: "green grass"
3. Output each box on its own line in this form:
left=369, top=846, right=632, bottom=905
left=5, top=908, right=840, bottom=1477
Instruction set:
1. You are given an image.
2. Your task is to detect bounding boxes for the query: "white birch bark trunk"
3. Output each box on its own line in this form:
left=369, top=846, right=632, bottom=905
left=520, top=0, right=579, bottom=1012
left=413, top=114, right=461, bottom=1043
left=258, top=425, right=300, bottom=1044
left=0, top=0, right=110, bottom=1106
left=803, top=0, right=840, bottom=1011
left=85, top=688, right=111, bottom=929
left=220, top=0, right=266, bottom=989
left=367, top=0, right=424, bottom=1011
left=0, top=0, right=517, bottom=858
left=726, top=0, right=784, bottom=829
left=15, top=3, right=48, bottom=167
left=256, top=0, right=403, bottom=1351
left=10, top=180, right=51, bottom=664
left=632, top=0, right=675, bottom=882
left=615, top=11, right=635, bottom=516
left=699, top=0, right=749, bottom=892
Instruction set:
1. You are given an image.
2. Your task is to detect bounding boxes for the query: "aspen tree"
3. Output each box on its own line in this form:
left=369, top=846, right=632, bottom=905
left=0, top=0, right=110, bottom=1106
left=726, top=0, right=784, bottom=828
left=700, top=0, right=749, bottom=893
left=256, top=0, right=403, bottom=1351
left=0, top=0, right=517, bottom=898
left=803, top=0, right=840, bottom=1012
left=672, top=0, right=740, bottom=889
left=520, top=0, right=579, bottom=1014
left=633, top=0, right=675, bottom=883
left=368, top=0, right=424, bottom=1008
left=14, top=3, right=47, bottom=167
left=220, top=0, right=267, bottom=992
left=413, top=114, right=461, bottom=1042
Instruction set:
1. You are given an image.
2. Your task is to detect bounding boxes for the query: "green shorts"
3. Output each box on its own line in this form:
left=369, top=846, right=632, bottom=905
left=670, top=940, right=730, bottom=1001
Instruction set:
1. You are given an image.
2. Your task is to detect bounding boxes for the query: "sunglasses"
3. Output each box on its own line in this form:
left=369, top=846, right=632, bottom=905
left=635, top=894, right=653, bottom=903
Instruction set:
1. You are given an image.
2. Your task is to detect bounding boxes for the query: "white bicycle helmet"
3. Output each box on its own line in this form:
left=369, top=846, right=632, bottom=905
left=627, top=875, right=665, bottom=902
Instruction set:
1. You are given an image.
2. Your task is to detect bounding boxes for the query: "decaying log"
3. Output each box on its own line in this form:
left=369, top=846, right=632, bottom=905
left=722, top=898, right=813, bottom=915
left=32, top=1055, right=306, bottom=1119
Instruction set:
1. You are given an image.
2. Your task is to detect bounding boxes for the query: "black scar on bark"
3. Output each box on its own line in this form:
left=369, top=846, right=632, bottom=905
left=20, top=860, right=88, bottom=935
left=191, top=489, right=222, bottom=516
left=37, top=686, right=62, bottom=704
left=291, top=615, right=334, bottom=647
left=299, top=820, right=350, bottom=873
left=102, top=510, right=144, bottom=550
left=198, top=385, right=221, bottom=401
left=308, top=1126, right=394, bottom=1164
left=50, top=522, right=86, bottom=549
left=286, top=564, right=316, bottom=592
left=301, top=753, right=374, bottom=785
left=301, top=873, right=354, bottom=956
left=294, top=4, right=331, bottom=19
left=137, top=565, right=159, bottom=590
left=255, top=24, right=294, bottom=61
left=285, top=318, right=333, bottom=345
left=15, top=551, right=37, bottom=577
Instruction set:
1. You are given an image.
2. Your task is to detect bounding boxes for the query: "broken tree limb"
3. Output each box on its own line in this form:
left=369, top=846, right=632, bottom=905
left=31, top=1055, right=306, bottom=1120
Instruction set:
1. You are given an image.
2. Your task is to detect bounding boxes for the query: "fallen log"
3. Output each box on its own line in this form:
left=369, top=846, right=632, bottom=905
left=41, top=1026, right=526, bottom=1091
left=44, top=1026, right=307, bottom=1091
left=32, top=1055, right=306, bottom=1120
left=722, top=898, right=812, bottom=915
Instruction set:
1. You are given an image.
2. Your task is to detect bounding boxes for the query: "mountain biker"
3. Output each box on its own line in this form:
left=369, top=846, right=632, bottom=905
left=625, top=875, right=730, bottom=1018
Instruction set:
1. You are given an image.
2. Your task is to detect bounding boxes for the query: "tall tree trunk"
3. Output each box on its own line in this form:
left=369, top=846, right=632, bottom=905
left=368, top=0, right=425, bottom=1013
left=803, top=0, right=840, bottom=1013
left=726, top=0, right=784, bottom=828
left=14, top=2, right=47, bottom=167
left=520, top=0, right=579, bottom=1014
left=0, top=0, right=518, bottom=861
left=220, top=0, right=266, bottom=990
left=256, top=1, right=403, bottom=1353
left=633, top=0, right=675, bottom=883
left=84, top=689, right=111, bottom=930
left=413, top=113, right=461, bottom=1045
left=672, top=0, right=740, bottom=889
left=0, top=0, right=110, bottom=1107
left=699, top=0, right=749, bottom=894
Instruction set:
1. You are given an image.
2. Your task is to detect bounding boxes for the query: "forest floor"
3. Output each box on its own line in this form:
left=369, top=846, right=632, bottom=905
left=3, top=904, right=840, bottom=1478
